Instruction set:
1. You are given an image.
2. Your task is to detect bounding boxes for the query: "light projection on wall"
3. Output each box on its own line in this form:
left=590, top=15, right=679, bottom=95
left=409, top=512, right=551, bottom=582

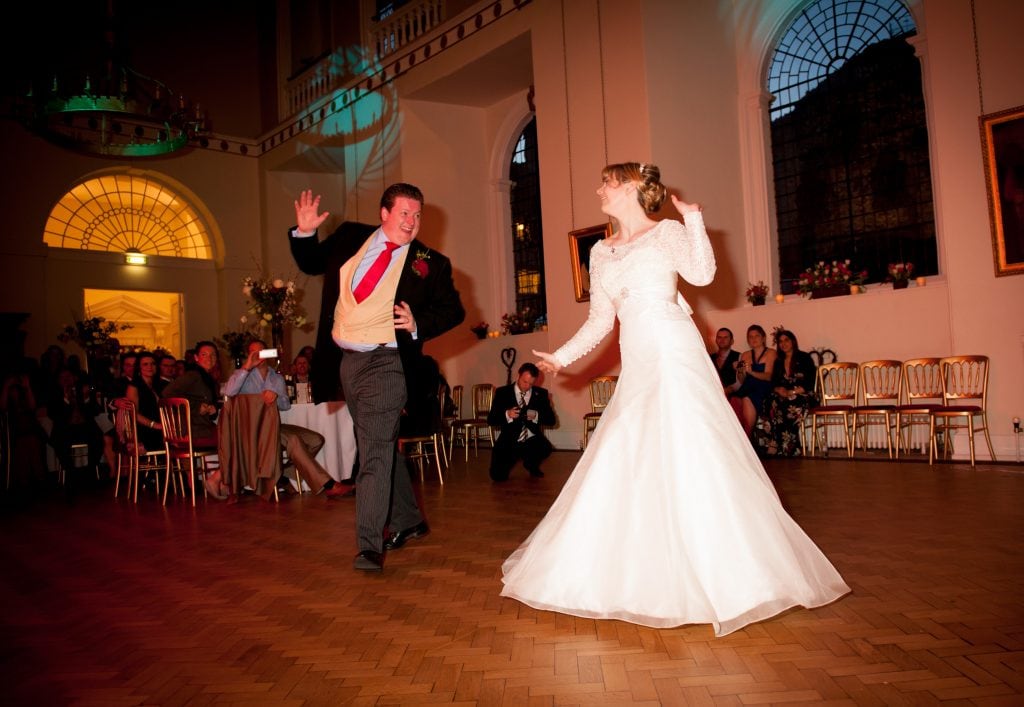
left=274, top=45, right=401, bottom=193
left=43, top=173, right=213, bottom=259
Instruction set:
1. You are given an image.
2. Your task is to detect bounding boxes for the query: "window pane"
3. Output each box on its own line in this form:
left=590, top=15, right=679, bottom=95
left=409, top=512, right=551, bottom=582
left=768, top=0, right=935, bottom=292
left=43, top=174, right=213, bottom=260
left=509, top=117, right=546, bottom=323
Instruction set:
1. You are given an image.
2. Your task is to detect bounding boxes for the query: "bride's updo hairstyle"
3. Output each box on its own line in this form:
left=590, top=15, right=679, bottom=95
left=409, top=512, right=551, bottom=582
left=602, top=161, right=668, bottom=214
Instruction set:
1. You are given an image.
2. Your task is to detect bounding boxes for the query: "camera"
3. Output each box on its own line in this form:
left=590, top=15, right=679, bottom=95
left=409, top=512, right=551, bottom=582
left=258, top=348, right=278, bottom=359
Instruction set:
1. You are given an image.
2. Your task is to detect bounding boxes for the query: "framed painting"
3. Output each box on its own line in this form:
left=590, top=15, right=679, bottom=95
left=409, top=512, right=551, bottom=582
left=980, top=105, right=1024, bottom=276
left=568, top=222, right=612, bottom=302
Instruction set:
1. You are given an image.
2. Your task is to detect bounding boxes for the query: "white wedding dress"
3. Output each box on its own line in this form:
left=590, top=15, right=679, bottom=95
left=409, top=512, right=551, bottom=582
left=500, top=213, right=849, bottom=636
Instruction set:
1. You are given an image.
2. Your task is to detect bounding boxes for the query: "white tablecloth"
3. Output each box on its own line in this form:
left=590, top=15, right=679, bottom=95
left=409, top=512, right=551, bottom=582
left=281, top=401, right=356, bottom=481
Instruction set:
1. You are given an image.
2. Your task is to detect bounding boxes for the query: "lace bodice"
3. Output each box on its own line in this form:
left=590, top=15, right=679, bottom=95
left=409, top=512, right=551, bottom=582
left=553, top=212, right=715, bottom=367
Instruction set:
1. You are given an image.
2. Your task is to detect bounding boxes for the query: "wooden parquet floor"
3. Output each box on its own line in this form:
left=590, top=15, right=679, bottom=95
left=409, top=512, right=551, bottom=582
left=1, top=452, right=1023, bottom=706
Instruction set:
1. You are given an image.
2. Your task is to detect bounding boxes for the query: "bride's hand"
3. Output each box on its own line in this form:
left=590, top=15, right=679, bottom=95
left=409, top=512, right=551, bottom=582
left=670, top=194, right=702, bottom=216
left=533, top=349, right=562, bottom=377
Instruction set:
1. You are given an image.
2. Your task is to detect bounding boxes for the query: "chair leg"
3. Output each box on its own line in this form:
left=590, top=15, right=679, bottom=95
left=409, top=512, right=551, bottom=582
left=928, top=416, right=937, bottom=465
left=967, top=421, right=976, bottom=467
left=162, top=459, right=170, bottom=504
left=981, top=414, right=996, bottom=462
left=432, top=434, right=444, bottom=484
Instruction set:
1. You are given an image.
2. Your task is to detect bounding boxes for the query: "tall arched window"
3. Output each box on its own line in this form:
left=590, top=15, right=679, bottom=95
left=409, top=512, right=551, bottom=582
left=768, top=0, right=936, bottom=292
left=43, top=173, right=213, bottom=259
left=509, top=116, right=546, bottom=322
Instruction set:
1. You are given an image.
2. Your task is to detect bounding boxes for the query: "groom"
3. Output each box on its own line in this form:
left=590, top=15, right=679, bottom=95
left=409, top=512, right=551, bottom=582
left=289, top=184, right=464, bottom=571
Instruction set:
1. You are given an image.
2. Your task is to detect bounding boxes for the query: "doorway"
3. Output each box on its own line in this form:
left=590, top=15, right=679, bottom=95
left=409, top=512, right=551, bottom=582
left=84, top=289, right=184, bottom=357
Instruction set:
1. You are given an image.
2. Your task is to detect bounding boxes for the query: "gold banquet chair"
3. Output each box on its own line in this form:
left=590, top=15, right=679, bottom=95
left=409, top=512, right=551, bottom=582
left=159, top=397, right=220, bottom=506
left=438, top=383, right=460, bottom=466
left=895, top=357, right=943, bottom=458
left=929, top=355, right=996, bottom=467
left=583, top=376, right=618, bottom=449
left=851, top=360, right=902, bottom=457
left=398, top=383, right=448, bottom=485
left=808, top=362, right=859, bottom=457
left=112, top=401, right=165, bottom=502
left=450, top=383, right=494, bottom=462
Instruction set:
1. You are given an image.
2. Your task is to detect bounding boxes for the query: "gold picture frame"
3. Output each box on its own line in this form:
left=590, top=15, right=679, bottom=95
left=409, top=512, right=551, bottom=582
left=568, top=222, right=612, bottom=302
left=980, top=104, right=1024, bottom=276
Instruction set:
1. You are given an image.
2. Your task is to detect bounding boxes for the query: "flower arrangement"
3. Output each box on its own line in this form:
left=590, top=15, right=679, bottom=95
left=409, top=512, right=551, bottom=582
left=242, top=275, right=307, bottom=329
left=57, top=316, right=132, bottom=358
left=215, top=319, right=256, bottom=363
left=887, top=262, right=914, bottom=282
left=469, top=321, right=489, bottom=339
left=797, top=260, right=868, bottom=296
left=501, top=308, right=535, bottom=335
left=745, top=281, right=769, bottom=305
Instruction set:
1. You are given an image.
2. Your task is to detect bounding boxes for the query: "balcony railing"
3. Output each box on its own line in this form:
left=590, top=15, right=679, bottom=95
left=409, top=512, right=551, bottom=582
left=283, top=0, right=446, bottom=119
left=372, top=0, right=446, bottom=59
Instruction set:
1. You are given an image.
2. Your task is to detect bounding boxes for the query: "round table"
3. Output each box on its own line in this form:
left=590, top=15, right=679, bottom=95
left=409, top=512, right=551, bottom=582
left=280, top=401, right=356, bottom=481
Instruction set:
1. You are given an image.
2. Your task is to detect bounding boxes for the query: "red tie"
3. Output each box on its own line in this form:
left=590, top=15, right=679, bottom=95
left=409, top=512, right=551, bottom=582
left=352, top=241, right=400, bottom=303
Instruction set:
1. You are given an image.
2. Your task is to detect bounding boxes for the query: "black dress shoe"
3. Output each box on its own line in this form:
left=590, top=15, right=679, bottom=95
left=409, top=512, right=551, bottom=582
left=354, top=550, right=384, bottom=571
left=383, top=521, right=430, bottom=551
left=524, top=464, right=544, bottom=478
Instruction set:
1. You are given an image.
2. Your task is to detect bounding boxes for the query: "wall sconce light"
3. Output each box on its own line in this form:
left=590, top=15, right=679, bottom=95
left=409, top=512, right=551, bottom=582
left=124, top=249, right=148, bottom=266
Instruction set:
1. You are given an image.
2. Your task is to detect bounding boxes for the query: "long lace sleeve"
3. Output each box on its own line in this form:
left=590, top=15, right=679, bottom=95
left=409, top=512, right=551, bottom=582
left=552, top=245, right=616, bottom=368
left=668, top=212, right=716, bottom=286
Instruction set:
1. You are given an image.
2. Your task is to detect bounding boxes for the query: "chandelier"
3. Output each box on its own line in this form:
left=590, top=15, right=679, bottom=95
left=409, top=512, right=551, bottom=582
left=11, top=5, right=207, bottom=158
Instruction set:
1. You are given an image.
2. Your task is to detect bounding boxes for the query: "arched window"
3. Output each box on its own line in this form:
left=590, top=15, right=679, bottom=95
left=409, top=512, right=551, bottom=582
left=43, top=173, right=213, bottom=259
left=509, top=116, right=546, bottom=323
left=768, top=0, right=936, bottom=292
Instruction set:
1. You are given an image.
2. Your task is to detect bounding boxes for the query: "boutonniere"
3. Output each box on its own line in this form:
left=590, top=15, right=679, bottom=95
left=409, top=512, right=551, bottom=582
left=410, top=249, right=431, bottom=278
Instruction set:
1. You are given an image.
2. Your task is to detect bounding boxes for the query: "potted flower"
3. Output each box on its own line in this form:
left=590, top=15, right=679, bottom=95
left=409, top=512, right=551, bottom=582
left=215, top=318, right=256, bottom=368
left=745, top=281, right=769, bottom=306
left=501, top=309, right=534, bottom=335
left=887, top=262, right=914, bottom=289
left=797, top=260, right=868, bottom=299
left=57, top=315, right=132, bottom=373
left=469, top=321, right=489, bottom=339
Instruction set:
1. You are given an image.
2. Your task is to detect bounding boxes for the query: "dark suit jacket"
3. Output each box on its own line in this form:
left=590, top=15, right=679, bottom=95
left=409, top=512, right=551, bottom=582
left=487, top=384, right=556, bottom=446
left=161, top=367, right=219, bottom=441
left=290, top=221, right=465, bottom=403
left=711, top=349, right=740, bottom=388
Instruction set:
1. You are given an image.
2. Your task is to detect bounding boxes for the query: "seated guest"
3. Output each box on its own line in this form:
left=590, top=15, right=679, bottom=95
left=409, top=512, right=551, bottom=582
left=291, top=353, right=313, bottom=404
left=224, top=340, right=345, bottom=500
left=755, top=330, right=817, bottom=456
left=1, top=371, right=47, bottom=488
left=101, top=352, right=138, bottom=473
left=32, top=344, right=65, bottom=407
left=104, top=352, right=138, bottom=404
left=162, top=340, right=227, bottom=498
left=487, top=363, right=556, bottom=481
left=46, top=368, right=104, bottom=488
left=158, top=354, right=178, bottom=385
left=709, top=327, right=740, bottom=394
left=729, top=324, right=776, bottom=437
left=125, top=351, right=165, bottom=452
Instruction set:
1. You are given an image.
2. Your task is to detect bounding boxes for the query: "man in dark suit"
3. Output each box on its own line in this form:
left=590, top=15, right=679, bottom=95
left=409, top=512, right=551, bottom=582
left=290, top=184, right=465, bottom=572
left=487, top=363, right=556, bottom=481
left=710, top=327, right=741, bottom=395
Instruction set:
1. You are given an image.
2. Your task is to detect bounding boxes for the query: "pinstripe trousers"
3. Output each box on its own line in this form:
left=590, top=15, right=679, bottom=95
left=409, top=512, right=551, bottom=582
left=340, top=347, right=423, bottom=553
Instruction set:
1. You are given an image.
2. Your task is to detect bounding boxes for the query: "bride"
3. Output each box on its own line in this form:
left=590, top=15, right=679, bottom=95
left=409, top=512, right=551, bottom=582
left=501, top=162, right=849, bottom=636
